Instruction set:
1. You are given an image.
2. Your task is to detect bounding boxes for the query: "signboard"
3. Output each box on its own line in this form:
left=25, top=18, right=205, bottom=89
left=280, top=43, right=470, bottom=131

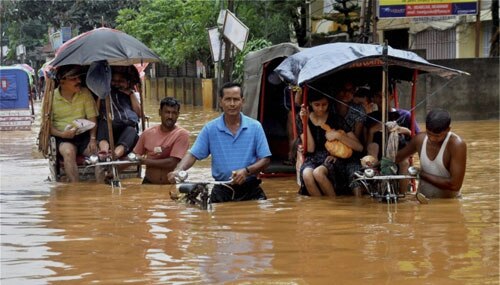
left=217, top=10, right=226, bottom=27
left=50, top=31, right=63, bottom=51
left=222, top=10, right=249, bottom=51
left=207, top=27, right=225, bottom=62
left=61, top=27, right=72, bottom=43
left=379, top=0, right=477, bottom=18
left=16, top=45, right=26, bottom=56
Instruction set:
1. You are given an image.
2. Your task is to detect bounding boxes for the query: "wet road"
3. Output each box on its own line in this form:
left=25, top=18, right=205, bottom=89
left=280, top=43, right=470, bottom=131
left=0, top=99, right=498, bottom=284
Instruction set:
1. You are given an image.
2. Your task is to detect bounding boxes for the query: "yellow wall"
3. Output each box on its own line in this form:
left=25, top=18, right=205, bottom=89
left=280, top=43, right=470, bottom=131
left=456, top=23, right=476, bottom=58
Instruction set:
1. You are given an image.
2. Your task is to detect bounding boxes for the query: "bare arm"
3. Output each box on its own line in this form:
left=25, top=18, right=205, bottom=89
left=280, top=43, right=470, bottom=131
left=419, top=138, right=467, bottom=192
left=299, top=106, right=315, bottom=153
left=395, top=134, right=421, bottom=164
left=365, top=123, right=382, bottom=149
left=232, top=157, right=271, bottom=185
left=301, top=124, right=315, bottom=153
left=353, top=121, right=364, bottom=144
left=87, top=116, right=98, bottom=153
left=129, top=91, right=142, bottom=116
left=50, top=125, right=77, bottom=139
left=141, top=156, right=181, bottom=169
left=167, top=153, right=198, bottom=183
left=329, top=130, right=363, bottom=152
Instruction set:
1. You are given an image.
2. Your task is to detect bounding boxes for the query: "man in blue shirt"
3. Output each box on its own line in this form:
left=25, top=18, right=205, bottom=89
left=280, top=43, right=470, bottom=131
left=168, top=82, right=271, bottom=202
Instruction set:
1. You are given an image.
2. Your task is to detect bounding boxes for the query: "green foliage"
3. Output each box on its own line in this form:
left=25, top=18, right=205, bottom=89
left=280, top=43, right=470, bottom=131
left=1, top=0, right=308, bottom=74
left=320, top=0, right=361, bottom=40
left=232, top=38, right=272, bottom=84
left=116, top=0, right=219, bottom=67
left=234, top=0, right=302, bottom=44
left=1, top=0, right=139, bottom=62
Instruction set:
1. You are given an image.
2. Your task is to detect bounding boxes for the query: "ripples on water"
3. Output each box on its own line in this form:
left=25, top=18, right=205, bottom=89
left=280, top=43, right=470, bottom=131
left=0, top=100, right=498, bottom=284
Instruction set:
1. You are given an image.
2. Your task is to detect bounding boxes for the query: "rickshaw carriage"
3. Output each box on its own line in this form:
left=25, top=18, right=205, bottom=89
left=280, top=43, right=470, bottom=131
left=0, top=66, right=35, bottom=131
left=38, top=27, right=160, bottom=184
left=47, top=137, right=141, bottom=182
left=271, top=42, right=469, bottom=202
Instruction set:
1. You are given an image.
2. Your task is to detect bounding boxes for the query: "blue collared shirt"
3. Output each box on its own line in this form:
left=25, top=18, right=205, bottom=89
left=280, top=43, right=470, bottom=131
left=189, top=113, right=271, bottom=181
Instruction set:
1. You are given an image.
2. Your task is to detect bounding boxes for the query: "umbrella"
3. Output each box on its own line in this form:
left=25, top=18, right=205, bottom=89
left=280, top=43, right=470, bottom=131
left=273, top=42, right=469, bottom=86
left=50, top=27, right=161, bottom=67
left=13, top=63, right=35, bottom=75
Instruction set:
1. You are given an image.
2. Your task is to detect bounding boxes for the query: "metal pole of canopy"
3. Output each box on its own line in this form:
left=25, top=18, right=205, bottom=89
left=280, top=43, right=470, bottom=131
left=105, top=95, right=120, bottom=187
left=409, top=69, right=418, bottom=192
left=290, top=88, right=297, bottom=140
left=410, top=70, right=418, bottom=136
left=381, top=41, right=389, bottom=158
left=302, top=85, right=309, bottom=154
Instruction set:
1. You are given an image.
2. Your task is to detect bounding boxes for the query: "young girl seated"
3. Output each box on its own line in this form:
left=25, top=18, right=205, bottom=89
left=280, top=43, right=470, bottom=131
left=298, top=90, right=363, bottom=196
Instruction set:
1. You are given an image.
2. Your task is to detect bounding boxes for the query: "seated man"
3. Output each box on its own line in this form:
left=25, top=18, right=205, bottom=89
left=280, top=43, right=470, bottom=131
left=396, top=109, right=466, bottom=198
left=97, top=70, right=141, bottom=160
left=49, top=65, right=98, bottom=182
left=133, top=97, right=190, bottom=185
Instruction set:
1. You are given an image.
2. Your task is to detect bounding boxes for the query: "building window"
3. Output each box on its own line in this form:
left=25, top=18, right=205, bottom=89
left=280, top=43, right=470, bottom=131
left=414, top=28, right=456, bottom=60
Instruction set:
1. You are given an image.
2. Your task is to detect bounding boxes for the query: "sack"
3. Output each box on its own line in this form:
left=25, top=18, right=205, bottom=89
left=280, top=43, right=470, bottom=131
left=321, top=124, right=353, bottom=159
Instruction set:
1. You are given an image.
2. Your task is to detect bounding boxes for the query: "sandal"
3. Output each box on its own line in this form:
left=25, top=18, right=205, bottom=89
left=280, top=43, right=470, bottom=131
left=98, top=151, right=111, bottom=162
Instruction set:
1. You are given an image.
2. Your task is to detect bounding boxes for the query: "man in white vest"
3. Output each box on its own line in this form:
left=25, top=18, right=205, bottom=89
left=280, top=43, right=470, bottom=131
left=396, top=109, right=467, bottom=198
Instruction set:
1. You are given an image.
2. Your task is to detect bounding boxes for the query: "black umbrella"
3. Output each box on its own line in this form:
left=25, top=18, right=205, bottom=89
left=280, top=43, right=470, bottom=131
left=50, top=27, right=161, bottom=67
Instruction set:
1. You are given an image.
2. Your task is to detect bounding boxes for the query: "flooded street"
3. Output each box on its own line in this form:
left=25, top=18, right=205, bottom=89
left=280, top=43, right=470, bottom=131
left=1, top=98, right=498, bottom=284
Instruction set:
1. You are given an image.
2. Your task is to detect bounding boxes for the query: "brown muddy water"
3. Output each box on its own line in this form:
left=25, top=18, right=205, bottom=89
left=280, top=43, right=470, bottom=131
left=0, top=99, right=498, bottom=284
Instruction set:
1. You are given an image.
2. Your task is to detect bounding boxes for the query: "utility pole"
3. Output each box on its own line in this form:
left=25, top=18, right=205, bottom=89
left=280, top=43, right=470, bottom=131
left=372, top=0, right=378, bottom=43
left=475, top=0, right=482, bottom=57
left=0, top=3, right=4, bottom=64
left=222, top=0, right=234, bottom=83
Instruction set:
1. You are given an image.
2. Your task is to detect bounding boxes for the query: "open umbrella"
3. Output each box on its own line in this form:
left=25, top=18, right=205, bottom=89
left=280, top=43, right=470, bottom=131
left=50, top=27, right=161, bottom=67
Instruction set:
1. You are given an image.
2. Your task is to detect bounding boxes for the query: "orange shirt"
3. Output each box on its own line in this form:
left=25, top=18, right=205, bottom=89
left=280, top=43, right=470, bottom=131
left=133, top=125, right=189, bottom=160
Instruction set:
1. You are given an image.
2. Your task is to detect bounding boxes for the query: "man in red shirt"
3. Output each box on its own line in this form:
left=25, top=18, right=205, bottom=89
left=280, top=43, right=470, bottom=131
left=133, top=97, right=189, bottom=184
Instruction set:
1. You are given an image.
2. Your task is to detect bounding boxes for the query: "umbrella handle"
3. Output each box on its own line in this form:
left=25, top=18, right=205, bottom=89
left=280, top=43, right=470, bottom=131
left=105, top=96, right=116, bottom=161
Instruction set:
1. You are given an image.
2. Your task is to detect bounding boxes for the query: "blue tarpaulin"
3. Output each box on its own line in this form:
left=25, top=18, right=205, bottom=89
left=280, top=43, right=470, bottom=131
left=0, top=66, right=30, bottom=110
left=273, top=43, right=469, bottom=86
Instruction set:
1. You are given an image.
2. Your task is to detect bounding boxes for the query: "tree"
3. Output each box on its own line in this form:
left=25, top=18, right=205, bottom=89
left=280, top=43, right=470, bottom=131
left=116, top=0, right=220, bottom=68
left=313, top=0, right=362, bottom=44
left=116, top=0, right=306, bottom=75
left=1, top=0, right=139, bottom=63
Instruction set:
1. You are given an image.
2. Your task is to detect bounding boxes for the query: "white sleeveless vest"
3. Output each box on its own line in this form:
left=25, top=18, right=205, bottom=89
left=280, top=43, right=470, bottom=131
left=418, top=132, right=460, bottom=198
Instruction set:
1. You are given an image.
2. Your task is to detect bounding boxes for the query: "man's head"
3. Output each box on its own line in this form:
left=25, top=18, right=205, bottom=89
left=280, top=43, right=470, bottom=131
left=426, top=109, right=451, bottom=133
left=159, top=97, right=181, bottom=130
left=111, top=72, right=130, bottom=90
left=425, top=109, right=451, bottom=143
left=57, top=65, right=84, bottom=93
left=371, top=87, right=395, bottom=108
left=353, top=86, right=371, bottom=105
left=336, top=82, right=355, bottom=103
left=219, top=82, right=243, bottom=116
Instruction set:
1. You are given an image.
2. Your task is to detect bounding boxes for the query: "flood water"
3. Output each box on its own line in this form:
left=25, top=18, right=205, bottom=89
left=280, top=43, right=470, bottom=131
left=1, top=98, right=499, bottom=284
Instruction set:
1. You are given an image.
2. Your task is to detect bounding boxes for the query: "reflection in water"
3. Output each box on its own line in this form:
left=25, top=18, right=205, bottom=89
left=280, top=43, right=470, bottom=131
left=0, top=99, right=498, bottom=284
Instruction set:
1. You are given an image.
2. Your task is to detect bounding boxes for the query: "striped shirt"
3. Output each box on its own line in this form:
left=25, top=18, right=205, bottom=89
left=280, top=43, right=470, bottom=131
left=51, top=87, right=97, bottom=131
left=190, top=113, right=271, bottom=181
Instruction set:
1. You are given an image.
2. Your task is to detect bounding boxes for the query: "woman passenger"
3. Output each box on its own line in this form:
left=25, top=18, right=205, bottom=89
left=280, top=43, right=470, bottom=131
left=298, top=90, right=363, bottom=196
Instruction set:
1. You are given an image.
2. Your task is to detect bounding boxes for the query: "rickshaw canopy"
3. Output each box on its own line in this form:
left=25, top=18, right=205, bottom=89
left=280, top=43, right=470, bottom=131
left=273, top=43, right=469, bottom=86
